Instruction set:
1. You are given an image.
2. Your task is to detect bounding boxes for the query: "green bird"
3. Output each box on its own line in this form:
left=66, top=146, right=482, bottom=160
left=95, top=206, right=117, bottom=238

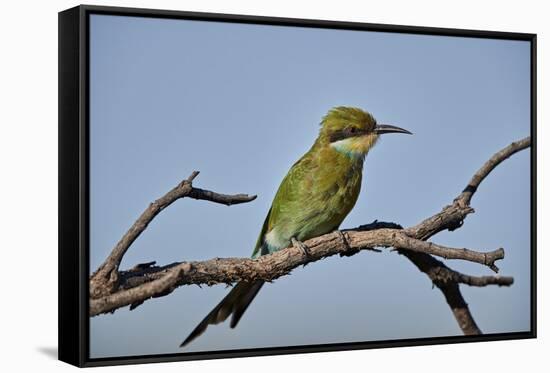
left=181, top=106, right=411, bottom=347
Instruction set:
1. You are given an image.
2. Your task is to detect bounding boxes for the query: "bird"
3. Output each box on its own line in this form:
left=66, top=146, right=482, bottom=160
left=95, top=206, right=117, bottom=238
left=180, top=106, right=411, bottom=347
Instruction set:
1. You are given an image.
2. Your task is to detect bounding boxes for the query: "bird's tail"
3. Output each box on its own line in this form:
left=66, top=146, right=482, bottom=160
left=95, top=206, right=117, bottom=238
left=180, top=280, right=264, bottom=348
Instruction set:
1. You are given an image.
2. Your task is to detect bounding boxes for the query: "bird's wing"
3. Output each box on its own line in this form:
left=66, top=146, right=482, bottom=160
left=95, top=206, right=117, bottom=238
left=269, top=152, right=315, bottom=222
left=251, top=207, right=272, bottom=258
left=250, top=153, right=316, bottom=259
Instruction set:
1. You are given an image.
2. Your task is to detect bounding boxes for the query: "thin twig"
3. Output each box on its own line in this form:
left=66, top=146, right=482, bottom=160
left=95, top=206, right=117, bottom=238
left=458, top=137, right=531, bottom=205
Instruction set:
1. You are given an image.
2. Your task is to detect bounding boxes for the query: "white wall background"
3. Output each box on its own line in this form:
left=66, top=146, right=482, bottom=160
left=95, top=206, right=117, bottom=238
left=0, top=0, right=546, bottom=372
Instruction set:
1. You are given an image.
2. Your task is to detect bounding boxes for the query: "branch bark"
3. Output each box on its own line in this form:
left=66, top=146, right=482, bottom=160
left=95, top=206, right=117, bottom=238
left=89, top=137, right=530, bottom=336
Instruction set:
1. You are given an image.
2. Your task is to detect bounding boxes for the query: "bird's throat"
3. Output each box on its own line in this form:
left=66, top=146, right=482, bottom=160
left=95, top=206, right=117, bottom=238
left=330, top=135, right=378, bottom=160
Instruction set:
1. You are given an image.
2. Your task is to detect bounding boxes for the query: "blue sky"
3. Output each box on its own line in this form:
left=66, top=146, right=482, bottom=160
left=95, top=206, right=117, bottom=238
left=88, top=14, right=531, bottom=358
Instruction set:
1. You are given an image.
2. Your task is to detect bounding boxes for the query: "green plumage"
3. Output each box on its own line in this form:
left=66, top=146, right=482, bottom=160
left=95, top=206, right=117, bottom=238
left=181, top=106, right=408, bottom=348
left=252, top=138, right=363, bottom=257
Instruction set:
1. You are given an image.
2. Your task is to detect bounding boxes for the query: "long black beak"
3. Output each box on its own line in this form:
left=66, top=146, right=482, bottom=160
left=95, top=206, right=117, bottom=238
left=375, top=124, right=412, bottom=135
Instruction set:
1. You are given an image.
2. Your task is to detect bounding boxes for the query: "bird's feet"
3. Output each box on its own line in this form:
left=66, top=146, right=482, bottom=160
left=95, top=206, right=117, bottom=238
left=291, top=237, right=310, bottom=259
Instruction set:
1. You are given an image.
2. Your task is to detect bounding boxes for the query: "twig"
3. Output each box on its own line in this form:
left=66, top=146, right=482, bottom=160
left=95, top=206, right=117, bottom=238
left=458, top=137, right=531, bottom=205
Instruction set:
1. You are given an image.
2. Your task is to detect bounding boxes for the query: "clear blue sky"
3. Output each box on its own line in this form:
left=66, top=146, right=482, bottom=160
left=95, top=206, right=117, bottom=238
left=88, top=14, right=531, bottom=358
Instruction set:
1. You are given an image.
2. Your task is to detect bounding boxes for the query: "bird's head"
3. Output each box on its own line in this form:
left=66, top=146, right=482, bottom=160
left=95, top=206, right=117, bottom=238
left=319, top=106, right=411, bottom=159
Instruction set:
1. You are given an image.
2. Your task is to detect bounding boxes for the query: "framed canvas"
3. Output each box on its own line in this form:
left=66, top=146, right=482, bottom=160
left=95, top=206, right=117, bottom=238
left=58, top=4, right=537, bottom=367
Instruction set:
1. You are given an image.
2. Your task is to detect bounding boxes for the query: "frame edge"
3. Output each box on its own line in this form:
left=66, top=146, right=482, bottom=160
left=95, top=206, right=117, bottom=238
left=58, top=5, right=85, bottom=368
left=60, top=4, right=537, bottom=367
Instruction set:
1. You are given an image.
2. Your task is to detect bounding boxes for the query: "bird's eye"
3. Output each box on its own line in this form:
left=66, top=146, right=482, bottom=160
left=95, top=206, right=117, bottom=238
left=348, top=127, right=357, bottom=134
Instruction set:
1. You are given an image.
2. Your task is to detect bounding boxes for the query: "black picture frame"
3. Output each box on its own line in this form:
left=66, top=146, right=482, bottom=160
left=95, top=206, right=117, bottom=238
left=59, top=4, right=537, bottom=367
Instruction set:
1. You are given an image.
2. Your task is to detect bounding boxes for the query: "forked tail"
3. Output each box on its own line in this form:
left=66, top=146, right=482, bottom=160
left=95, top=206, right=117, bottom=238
left=180, top=280, right=264, bottom=348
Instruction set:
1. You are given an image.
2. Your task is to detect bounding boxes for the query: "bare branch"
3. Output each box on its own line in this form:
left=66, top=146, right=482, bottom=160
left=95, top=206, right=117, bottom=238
left=457, top=273, right=514, bottom=287
left=89, top=171, right=256, bottom=298
left=187, top=188, right=258, bottom=206
left=89, top=137, right=530, bottom=337
left=90, top=228, right=513, bottom=316
left=401, top=139, right=532, bottom=241
left=458, top=137, right=531, bottom=205
left=399, top=136, right=531, bottom=334
left=352, top=230, right=506, bottom=272
left=91, top=263, right=192, bottom=316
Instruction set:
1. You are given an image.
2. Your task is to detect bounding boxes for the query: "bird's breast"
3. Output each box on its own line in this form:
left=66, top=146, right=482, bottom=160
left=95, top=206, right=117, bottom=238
left=266, top=153, right=364, bottom=251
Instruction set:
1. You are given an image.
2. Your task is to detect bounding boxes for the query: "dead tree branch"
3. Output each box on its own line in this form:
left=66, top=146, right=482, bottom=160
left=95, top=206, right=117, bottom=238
left=397, top=136, right=530, bottom=334
left=90, top=228, right=514, bottom=316
left=89, top=171, right=257, bottom=298
left=89, top=137, right=530, bottom=336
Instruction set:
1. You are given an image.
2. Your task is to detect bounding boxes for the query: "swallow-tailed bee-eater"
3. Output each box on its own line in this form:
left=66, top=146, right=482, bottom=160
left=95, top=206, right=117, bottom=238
left=181, top=106, right=411, bottom=347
